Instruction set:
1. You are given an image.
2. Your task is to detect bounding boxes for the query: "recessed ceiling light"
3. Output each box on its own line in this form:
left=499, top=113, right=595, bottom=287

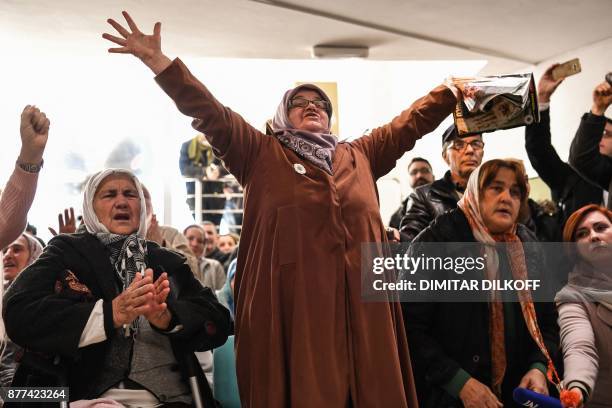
left=312, top=45, right=369, bottom=59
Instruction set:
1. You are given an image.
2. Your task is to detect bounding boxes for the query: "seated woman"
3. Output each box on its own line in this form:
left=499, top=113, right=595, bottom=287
left=402, top=159, right=559, bottom=407
left=3, top=232, right=43, bottom=287
left=3, top=169, right=231, bottom=407
left=556, top=204, right=612, bottom=408
left=1, top=232, right=43, bottom=387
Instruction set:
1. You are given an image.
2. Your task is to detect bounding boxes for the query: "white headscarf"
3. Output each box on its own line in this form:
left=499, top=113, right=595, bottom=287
left=82, top=168, right=148, bottom=337
left=1, top=231, right=44, bottom=354
left=82, top=168, right=147, bottom=238
left=21, top=232, right=43, bottom=267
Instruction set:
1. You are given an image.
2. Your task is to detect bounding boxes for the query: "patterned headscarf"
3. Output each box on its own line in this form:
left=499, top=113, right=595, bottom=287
left=271, top=84, right=338, bottom=174
left=83, top=169, right=148, bottom=336
left=457, top=160, right=561, bottom=396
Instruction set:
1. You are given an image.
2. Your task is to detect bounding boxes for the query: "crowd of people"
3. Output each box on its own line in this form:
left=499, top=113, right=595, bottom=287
left=0, top=10, right=610, bottom=408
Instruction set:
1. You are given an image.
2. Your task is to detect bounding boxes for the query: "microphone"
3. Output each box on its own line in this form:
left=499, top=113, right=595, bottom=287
left=513, top=387, right=562, bottom=407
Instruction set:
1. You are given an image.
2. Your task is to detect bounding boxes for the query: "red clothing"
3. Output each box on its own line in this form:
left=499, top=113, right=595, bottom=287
left=156, top=59, right=456, bottom=407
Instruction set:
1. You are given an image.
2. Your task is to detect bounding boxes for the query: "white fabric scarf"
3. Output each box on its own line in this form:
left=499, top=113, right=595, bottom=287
left=82, top=169, right=148, bottom=336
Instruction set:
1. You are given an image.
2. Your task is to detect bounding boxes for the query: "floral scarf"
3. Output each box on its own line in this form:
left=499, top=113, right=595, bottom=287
left=271, top=83, right=338, bottom=174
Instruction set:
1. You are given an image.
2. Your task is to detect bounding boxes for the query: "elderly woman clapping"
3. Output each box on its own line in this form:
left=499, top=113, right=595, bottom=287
left=3, top=169, right=230, bottom=405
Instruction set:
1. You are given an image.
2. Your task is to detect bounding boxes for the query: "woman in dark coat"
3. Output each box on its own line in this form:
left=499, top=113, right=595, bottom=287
left=402, top=159, right=560, bottom=407
left=3, top=169, right=230, bottom=406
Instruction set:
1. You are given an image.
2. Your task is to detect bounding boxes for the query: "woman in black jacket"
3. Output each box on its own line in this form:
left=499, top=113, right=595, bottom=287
left=402, top=159, right=560, bottom=408
left=3, top=169, right=231, bottom=406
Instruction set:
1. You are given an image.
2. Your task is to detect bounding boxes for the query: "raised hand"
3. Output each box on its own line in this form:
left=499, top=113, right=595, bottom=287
left=592, top=81, right=612, bottom=116
left=49, top=207, right=77, bottom=236
left=146, top=214, right=163, bottom=245
left=538, top=64, right=564, bottom=103
left=19, top=105, right=49, bottom=164
left=103, top=11, right=172, bottom=75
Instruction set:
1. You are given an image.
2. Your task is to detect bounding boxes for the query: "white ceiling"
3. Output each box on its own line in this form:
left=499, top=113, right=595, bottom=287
left=2, top=0, right=611, bottom=74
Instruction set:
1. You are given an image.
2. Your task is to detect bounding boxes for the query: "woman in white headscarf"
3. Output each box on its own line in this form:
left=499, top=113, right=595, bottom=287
left=1, top=232, right=44, bottom=387
left=3, top=168, right=230, bottom=407
left=2, top=232, right=44, bottom=286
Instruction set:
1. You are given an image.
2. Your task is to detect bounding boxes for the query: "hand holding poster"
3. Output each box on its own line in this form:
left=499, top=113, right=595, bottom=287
left=452, top=73, right=539, bottom=135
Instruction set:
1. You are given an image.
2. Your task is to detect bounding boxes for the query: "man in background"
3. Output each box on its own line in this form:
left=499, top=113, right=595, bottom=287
left=388, top=157, right=434, bottom=229
left=399, top=125, right=484, bottom=242
left=525, top=64, right=603, bottom=224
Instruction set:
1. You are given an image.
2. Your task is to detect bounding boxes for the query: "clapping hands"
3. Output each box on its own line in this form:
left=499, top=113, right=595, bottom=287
left=112, top=268, right=172, bottom=330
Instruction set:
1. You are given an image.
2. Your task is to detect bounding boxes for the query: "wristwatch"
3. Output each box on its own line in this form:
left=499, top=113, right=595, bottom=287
left=17, top=159, right=44, bottom=173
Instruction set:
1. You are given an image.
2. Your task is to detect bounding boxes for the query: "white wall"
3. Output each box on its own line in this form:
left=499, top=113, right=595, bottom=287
left=529, top=37, right=612, bottom=163
left=0, top=41, right=486, bottom=241
left=378, top=37, right=611, bottom=224
left=2, top=22, right=607, bottom=241
left=480, top=37, right=611, bottom=173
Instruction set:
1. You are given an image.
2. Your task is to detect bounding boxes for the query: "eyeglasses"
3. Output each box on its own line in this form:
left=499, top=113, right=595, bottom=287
left=603, top=129, right=612, bottom=138
left=448, top=139, right=485, bottom=151
left=289, top=97, right=330, bottom=111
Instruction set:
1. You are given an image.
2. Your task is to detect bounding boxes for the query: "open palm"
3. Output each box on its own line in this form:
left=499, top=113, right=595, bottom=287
left=103, top=11, right=162, bottom=63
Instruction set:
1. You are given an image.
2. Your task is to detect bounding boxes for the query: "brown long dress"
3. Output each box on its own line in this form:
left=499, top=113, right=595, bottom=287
left=156, top=59, right=456, bottom=407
